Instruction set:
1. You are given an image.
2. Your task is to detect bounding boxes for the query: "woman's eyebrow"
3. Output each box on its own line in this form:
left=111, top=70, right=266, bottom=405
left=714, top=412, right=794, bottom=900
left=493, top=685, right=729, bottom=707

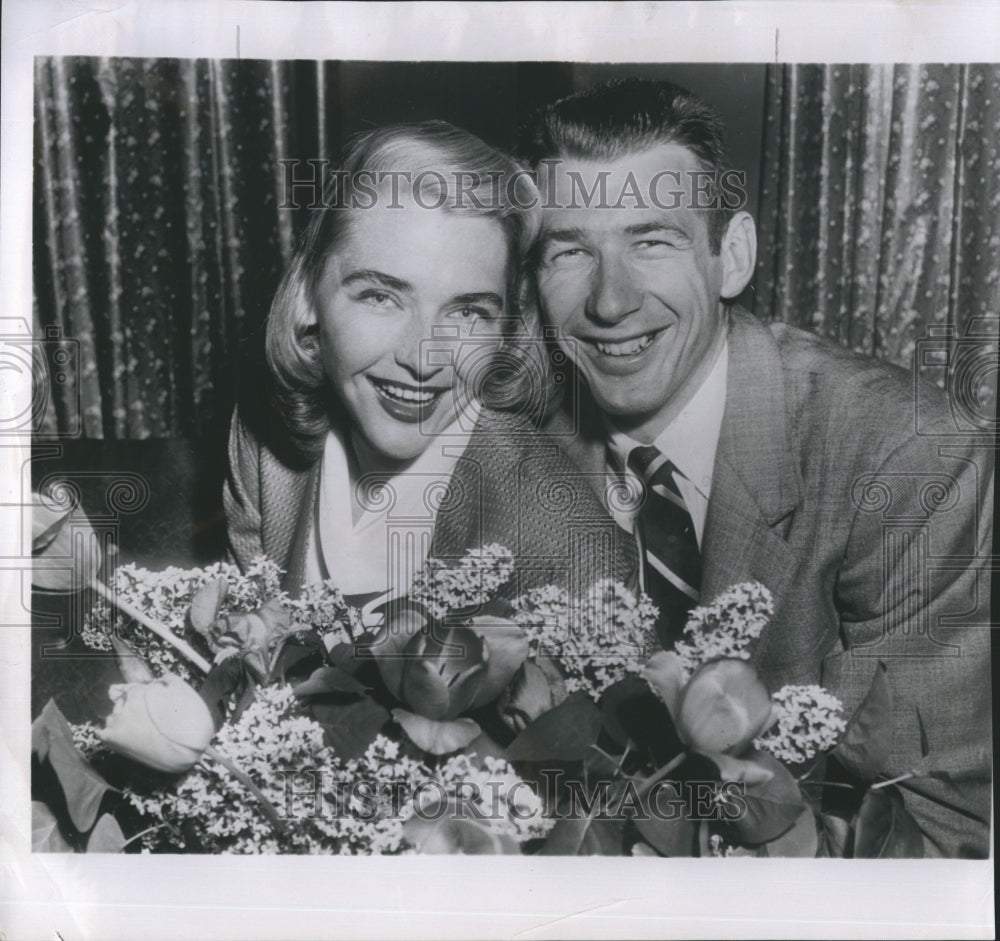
left=341, top=268, right=413, bottom=292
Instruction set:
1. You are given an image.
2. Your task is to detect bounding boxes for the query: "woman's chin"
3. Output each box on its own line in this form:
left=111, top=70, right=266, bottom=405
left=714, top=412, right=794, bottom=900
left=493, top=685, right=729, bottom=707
left=351, top=427, right=437, bottom=471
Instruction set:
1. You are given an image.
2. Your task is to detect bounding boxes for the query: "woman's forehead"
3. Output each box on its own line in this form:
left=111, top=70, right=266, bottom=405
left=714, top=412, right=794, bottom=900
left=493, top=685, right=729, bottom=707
left=323, top=206, right=509, bottom=292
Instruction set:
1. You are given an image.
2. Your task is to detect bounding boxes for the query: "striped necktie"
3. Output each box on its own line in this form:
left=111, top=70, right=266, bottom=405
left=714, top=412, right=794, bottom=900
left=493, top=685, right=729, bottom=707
left=627, top=444, right=702, bottom=649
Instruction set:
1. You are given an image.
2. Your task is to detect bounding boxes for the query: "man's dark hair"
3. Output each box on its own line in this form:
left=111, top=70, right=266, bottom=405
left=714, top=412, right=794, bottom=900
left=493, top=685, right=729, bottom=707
left=521, top=78, right=734, bottom=253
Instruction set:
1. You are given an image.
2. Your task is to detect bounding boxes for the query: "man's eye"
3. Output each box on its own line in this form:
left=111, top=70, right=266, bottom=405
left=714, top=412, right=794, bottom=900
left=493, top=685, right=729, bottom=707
left=635, top=239, right=672, bottom=250
left=548, top=247, right=590, bottom=265
left=450, top=305, right=489, bottom=322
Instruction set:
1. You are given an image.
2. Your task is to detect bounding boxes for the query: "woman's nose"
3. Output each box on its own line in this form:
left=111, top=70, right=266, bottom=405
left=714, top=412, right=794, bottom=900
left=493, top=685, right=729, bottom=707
left=586, top=256, right=642, bottom=325
left=394, top=309, right=446, bottom=380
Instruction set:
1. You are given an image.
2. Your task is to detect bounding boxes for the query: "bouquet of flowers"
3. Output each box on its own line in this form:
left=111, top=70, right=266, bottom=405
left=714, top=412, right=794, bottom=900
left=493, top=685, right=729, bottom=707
left=31, top=489, right=936, bottom=856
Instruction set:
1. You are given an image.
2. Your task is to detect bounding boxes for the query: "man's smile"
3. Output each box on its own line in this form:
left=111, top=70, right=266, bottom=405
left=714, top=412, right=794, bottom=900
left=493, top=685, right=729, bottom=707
left=580, top=325, right=671, bottom=363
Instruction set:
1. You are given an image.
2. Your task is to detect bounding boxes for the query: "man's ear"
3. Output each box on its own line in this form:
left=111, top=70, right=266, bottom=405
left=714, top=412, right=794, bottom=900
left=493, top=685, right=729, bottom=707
left=719, top=211, right=757, bottom=299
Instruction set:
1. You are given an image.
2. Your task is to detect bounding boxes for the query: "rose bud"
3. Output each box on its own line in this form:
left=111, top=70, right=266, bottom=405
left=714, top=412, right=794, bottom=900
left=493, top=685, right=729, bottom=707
left=499, top=660, right=565, bottom=733
left=399, top=626, right=486, bottom=721
left=98, top=674, right=215, bottom=773
left=675, top=659, right=776, bottom=756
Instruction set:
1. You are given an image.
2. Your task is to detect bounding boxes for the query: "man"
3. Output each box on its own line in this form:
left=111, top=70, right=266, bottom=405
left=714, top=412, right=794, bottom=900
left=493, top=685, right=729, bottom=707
left=523, top=79, right=992, bottom=857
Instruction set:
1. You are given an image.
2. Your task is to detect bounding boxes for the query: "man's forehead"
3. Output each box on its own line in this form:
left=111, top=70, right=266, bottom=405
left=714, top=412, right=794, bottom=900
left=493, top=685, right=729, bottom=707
left=538, top=141, right=705, bottom=196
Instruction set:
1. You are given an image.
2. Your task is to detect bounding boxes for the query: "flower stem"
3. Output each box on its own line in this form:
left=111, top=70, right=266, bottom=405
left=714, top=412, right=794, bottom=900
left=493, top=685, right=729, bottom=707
left=204, top=747, right=287, bottom=836
left=796, top=779, right=857, bottom=791
left=120, top=824, right=165, bottom=849
left=636, top=751, right=688, bottom=799
left=91, top=578, right=211, bottom=672
left=871, top=771, right=916, bottom=790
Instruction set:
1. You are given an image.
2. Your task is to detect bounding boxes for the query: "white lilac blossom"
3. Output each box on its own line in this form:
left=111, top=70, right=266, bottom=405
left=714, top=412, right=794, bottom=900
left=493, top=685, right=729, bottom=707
left=407, top=543, right=515, bottom=618
left=673, top=581, right=774, bottom=678
left=124, top=684, right=546, bottom=854
left=80, top=557, right=358, bottom=678
left=754, top=684, right=847, bottom=764
left=434, top=753, right=555, bottom=843
left=514, top=580, right=656, bottom=700
left=70, top=720, right=105, bottom=760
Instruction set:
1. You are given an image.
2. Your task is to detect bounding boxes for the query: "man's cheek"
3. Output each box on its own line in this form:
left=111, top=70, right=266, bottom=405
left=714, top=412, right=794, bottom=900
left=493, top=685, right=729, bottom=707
left=537, top=274, right=585, bottom=326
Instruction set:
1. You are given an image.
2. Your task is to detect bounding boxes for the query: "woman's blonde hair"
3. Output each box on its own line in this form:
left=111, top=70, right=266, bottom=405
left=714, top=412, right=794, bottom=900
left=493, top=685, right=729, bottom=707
left=265, top=120, right=552, bottom=462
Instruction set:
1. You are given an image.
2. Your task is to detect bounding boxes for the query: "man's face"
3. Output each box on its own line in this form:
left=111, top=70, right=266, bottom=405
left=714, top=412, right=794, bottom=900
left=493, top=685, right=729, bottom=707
left=536, top=143, right=744, bottom=442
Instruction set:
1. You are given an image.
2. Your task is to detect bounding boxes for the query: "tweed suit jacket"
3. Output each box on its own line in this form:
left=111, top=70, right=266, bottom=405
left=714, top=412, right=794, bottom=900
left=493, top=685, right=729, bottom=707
left=223, top=405, right=636, bottom=606
left=549, top=307, right=993, bottom=858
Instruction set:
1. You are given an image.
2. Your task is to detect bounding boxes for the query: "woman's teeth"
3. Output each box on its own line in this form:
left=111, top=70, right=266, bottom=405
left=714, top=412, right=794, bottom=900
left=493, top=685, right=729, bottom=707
left=373, top=380, right=440, bottom=404
left=594, top=332, right=657, bottom=357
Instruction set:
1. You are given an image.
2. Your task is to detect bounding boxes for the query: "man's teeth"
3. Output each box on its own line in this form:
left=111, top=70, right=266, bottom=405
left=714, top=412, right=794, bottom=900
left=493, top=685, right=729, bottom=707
left=594, top=333, right=656, bottom=357
left=374, top=380, right=439, bottom=404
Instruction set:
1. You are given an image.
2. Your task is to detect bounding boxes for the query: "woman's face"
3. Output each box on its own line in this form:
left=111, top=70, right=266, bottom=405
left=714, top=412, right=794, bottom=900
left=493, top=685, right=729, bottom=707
left=314, top=202, right=509, bottom=465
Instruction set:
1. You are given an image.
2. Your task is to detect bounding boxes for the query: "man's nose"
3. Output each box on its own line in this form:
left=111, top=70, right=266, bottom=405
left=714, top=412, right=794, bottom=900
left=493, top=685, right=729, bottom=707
left=585, top=256, right=642, bottom=325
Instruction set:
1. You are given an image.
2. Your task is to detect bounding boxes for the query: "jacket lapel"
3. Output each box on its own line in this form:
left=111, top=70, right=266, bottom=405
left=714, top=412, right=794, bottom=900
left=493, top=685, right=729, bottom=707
left=278, top=463, right=319, bottom=597
left=701, top=309, right=803, bottom=608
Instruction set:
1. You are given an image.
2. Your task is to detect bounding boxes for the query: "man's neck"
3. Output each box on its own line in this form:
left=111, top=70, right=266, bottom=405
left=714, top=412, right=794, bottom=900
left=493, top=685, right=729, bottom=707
left=609, top=326, right=728, bottom=445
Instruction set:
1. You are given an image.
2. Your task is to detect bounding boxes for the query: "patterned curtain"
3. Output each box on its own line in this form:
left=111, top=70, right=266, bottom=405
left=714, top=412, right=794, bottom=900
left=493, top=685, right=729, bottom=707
left=33, top=57, right=334, bottom=439
left=754, top=63, right=999, bottom=410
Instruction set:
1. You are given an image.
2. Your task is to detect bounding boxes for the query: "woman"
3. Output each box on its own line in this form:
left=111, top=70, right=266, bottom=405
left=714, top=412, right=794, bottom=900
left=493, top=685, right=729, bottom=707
left=224, top=121, right=633, bottom=610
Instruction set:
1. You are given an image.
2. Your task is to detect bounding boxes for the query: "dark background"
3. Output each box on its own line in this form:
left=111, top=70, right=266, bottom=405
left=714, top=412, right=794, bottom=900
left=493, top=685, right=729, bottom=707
left=32, top=59, right=998, bottom=719
left=32, top=59, right=769, bottom=571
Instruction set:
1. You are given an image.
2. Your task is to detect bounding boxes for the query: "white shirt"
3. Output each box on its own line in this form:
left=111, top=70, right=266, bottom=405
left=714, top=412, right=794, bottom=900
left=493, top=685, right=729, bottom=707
left=605, top=339, right=728, bottom=548
left=303, top=401, right=482, bottom=599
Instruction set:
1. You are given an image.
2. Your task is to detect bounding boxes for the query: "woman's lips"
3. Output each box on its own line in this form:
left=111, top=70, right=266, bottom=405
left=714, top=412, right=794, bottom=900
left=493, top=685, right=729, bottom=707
left=368, top=376, right=448, bottom=423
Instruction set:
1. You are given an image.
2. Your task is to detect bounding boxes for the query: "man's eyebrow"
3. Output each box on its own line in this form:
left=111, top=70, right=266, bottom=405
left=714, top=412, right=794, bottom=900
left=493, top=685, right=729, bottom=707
left=539, top=227, right=588, bottom=247
left=624, top=220, right=692, bottom=239
left=451, top=292, right=504, bottom=308
left=341, top=269, right=414, bottom=292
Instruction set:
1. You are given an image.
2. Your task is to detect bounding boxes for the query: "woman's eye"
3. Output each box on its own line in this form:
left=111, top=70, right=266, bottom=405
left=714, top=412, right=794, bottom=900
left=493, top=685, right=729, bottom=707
left=357, top=290, right=398, bottom=309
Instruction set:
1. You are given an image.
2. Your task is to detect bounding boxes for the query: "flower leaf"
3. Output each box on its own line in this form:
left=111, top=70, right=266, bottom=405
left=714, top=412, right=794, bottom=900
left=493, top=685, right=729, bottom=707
left=600, top=677, right=681, bottom=762
left=188, top=577, right=227, bottom=635
left=32, top=801, right=74, bottom=853
left=852, top=785, right=924, bottom=858
left=86, top=813, right=126, bottom=853
left=197, top=656, right=250, bottom=729
left=403, top=808, right=520, bottom=855
left=539, top=815, right=624, bottom=855
left=634, top=780, right=698, bottom=856
left=641, top=650, right=686, bottom=718
left=293, top=665, right=370, bottom=699
left=32, top=492, right=72, bottom=554
left=371, top=602, right=431, bottom=698
left=31, top=494, right=103, bottom=592
left=309, top=697, right=390, bottom=761
left=465, top=616, right=529, bottom=708
left=717, top=749, right=806, bottom=845
left=110, top=636, right=155, bottom=684
left=761, top=807, right=819, bottom=857
left=392, top=709, right=481, bottom=755
left=269, top=630, right=327, bottom=684
left=833, top=662, right=893, bottom=782
left=817, top=813, right=852, bottom=857
left=507, top=693, right=602, bottom=762
left=32, top=700, right=111, bottom=832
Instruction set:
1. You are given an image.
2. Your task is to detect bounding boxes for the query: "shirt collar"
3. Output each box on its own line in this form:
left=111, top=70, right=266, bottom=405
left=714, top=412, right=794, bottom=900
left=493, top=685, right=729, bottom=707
left=606, top=337, right=728, bottom=499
